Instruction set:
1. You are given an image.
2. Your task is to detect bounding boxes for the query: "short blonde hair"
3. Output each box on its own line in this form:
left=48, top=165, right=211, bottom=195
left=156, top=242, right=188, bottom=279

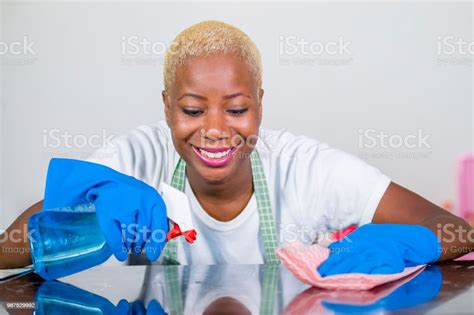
left=163, top=20, right=262, bottom=91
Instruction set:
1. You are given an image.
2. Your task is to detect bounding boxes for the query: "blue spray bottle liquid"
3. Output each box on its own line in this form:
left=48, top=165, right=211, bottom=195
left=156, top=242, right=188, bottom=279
left=28, top=203, right=113, bottom=280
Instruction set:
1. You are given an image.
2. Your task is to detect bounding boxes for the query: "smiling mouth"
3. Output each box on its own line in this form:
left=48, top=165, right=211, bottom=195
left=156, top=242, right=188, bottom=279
left=191, top=145, right=237, bottom=167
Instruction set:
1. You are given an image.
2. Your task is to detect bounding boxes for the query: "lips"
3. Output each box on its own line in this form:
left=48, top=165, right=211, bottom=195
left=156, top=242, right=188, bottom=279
left=191, top=145, right=237, bottom=167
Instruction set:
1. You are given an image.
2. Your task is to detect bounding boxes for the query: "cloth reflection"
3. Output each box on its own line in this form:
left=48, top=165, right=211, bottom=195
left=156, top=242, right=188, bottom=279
left=283, top=265, right=442, bottom=314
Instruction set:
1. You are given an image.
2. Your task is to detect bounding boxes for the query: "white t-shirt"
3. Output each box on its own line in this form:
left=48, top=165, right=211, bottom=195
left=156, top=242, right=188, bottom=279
left=87, top=120, right=391, bottom=265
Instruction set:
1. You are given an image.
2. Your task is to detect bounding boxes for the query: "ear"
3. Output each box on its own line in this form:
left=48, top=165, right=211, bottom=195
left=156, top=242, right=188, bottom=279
left=162, top=90, right=171, bottom=126
left=258, top=88, right=264, bottom=124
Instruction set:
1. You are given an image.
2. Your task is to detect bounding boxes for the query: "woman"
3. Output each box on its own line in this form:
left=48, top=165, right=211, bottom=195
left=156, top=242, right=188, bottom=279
left=1, top=21, right=472, bottom=273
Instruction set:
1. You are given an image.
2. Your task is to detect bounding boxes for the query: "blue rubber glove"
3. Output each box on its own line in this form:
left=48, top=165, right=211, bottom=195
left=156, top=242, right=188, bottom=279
left=322, top=265, right=442, bottom=313
left=43, top=158, right=168, bottom=262
left=127, top=300, right=166, bottom=315
left=318, top=223, right=442, bottom=277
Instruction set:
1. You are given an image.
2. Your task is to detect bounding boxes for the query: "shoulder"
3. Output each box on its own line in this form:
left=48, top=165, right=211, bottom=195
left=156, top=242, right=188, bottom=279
left=112, top=120, right=172, bottom=147
left=256, top=126, right=330, bottom=163
left=256, top=125, right=387, bottom=197
left=87, top=120, right=177, bottom=181
left=257, top=126, right=367, bottom=169
left=104, top=120, right=175, bottom=160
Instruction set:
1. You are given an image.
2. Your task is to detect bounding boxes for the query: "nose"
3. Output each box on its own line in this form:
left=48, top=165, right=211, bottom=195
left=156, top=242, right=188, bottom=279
left=201, top=110, right=230, bottom=143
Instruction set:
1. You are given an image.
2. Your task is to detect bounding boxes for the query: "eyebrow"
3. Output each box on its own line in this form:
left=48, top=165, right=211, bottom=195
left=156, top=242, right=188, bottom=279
left=178, top=92, right=251, bottom=101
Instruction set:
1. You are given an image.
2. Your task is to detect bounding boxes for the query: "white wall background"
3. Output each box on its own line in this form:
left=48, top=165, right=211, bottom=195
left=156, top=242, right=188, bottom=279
left=0, top=1, right=472, bottom=229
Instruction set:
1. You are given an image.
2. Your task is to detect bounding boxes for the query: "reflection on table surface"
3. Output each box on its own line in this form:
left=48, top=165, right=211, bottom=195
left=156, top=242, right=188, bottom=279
left=0, top=260, right=473, bottom=314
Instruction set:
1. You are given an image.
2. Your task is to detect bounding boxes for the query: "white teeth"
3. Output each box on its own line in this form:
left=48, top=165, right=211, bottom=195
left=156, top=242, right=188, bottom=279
left=199, top=148, right=232, bottom=159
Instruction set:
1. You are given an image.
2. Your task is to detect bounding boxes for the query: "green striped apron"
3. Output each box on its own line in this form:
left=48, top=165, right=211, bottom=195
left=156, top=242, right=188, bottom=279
left=161, top=149, right=280, bottom=314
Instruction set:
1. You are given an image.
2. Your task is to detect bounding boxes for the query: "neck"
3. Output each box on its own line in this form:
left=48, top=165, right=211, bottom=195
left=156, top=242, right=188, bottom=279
left=186, top=159, right=253, bottom=221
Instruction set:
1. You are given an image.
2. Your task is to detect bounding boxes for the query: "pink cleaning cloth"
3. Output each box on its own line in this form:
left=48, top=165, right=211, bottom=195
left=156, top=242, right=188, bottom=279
left=455, top=252, right=474, bottom=261
left=276, top=241, right=426, bottom=291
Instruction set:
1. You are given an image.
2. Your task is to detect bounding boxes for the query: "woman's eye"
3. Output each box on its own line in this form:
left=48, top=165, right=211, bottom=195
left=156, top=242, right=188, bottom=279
left=183, top=109, right=203, bottom=117
left=227, top=108, right=248, bottom=116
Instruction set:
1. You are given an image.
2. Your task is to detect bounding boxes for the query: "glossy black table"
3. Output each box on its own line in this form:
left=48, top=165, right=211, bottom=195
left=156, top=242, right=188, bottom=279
left=1, top=259, right=473, bottom=314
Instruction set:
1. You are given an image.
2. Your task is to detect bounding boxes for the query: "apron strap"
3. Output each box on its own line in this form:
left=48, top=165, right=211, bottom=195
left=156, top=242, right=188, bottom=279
left=161, top=158, right=186, bottom=311
left=259, top=265, right=279, bottom=315
left=161, top=158, right=186, bottom=264
left=250, top=150, right=280, bottom=265
left=164, top=265, right=184, bottom=314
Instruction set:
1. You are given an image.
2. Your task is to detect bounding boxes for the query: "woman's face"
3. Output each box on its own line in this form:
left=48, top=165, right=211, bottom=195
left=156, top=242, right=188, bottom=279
left=163, top=54, right=263, bottom=184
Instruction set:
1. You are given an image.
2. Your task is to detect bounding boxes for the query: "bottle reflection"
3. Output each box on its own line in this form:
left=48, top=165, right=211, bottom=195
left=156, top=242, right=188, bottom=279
left=34, top=281, right=165, bottom=315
